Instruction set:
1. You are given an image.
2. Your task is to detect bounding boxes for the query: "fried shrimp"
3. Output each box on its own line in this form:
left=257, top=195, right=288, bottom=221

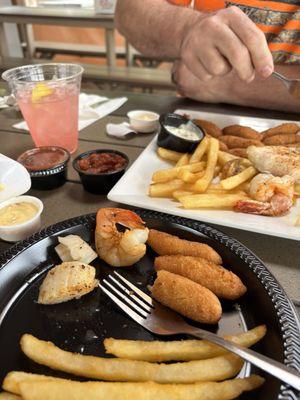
left=147, top=229, right=222, bottom=264
left=95, top=208, right=149, bottom=267
left=152, top=270, right=222, bottom=324
left=154, top=255, right=246, bottom=300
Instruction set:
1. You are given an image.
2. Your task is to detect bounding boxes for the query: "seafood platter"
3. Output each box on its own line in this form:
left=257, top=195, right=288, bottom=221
left=0, top=207, right=299, bottom=400
left=108, top=110, right=300, bottom=240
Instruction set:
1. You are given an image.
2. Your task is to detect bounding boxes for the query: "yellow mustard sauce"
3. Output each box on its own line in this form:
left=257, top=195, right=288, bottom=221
left=0, top=202, right=38, bottom=226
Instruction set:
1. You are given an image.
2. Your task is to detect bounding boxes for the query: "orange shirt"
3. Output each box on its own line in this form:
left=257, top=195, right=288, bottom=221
left=168, top=0, right=300, bottom=63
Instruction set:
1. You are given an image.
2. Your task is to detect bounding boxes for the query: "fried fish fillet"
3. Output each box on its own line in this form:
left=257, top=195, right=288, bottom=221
left=154, top=255, right=246, bottom=300
left=38, top=262, right=98, bottom=305
left=152, top=270, right=222, bottom=324
left=147, top=229, right=222, bottom=264
left=247, top=146, right=300, bottom=181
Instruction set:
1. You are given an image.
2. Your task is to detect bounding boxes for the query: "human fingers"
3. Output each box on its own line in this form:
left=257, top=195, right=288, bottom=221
left=173, top=57, right=212, bottom=86
left=227, top=6, right=274, bottom=78
left=216, top=25, right=255, bottom=82
left=195, top=46, right=232, bottom=78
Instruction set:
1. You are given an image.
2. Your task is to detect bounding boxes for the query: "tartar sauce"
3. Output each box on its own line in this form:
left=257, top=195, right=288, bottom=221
left=136, top=113, right=156, bottom=121
left=165, top=124, right=200, bottom=141
left=0, top=202, right=38, bottom=226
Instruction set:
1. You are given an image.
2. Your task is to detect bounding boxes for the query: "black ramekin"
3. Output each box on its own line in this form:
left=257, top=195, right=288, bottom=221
left=72, top=149, right=129, bottom=195
left=17, top=146, right=70, bottom=190
left=158, top=113, right=204, bottom=153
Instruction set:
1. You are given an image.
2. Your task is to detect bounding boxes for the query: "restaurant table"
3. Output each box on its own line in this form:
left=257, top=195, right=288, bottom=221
left=0, top=6, right=116, bottom=67
left=0, top=90, right=299, bottom=317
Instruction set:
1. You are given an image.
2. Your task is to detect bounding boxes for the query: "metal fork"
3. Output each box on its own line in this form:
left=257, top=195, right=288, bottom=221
left=272, top=71, right=300, bottom=98
left=99, top=271, right=300, bottom=391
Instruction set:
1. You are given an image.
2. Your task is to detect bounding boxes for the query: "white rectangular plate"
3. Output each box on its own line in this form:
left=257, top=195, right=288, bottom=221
left=108, top=109, right=300, bottom=241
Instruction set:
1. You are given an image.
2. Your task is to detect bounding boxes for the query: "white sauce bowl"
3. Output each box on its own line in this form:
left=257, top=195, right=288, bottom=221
left=0, top=195, right=43, bottom=242
left=127, top=110, right=159, bottom=133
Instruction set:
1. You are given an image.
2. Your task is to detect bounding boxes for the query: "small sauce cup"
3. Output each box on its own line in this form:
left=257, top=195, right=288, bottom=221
left=0, top=195, right=43, bottom=242
left=127, top=110, right=160, bottom=133
left=17, top=146, right=70, bottom=190
left=73, top=149, right=129, bottom=194
left=158, top=113, right=204, bottom=153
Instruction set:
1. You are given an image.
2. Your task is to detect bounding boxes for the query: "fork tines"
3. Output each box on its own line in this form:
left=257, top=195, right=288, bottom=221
left=99, top=271, right=154, bottom=321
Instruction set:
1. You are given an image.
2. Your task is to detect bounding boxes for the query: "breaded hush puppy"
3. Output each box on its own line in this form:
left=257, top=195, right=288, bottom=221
left=193, top=119, right=223, bottom=138
left=147, top=229, right=222, bottom=264
left=154, top=255, right=247, bottom=300
left=223, top=125, right=261, bottom=140
left=152, top=270, right=222, bottom=324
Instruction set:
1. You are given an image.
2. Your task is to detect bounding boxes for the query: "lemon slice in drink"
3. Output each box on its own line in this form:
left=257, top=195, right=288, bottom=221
left=31, top=82, right=53, bottom=103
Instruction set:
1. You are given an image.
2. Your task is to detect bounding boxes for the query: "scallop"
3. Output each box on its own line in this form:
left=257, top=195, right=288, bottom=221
left=38, top=262, right=98, bottom=305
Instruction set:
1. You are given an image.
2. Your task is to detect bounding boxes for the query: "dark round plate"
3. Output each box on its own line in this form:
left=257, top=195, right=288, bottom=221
left=0, top=210, right=299, bottom=399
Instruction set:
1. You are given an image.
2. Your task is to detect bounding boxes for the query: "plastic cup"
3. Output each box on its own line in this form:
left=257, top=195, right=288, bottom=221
left=2, top=63, right=84, bottom=154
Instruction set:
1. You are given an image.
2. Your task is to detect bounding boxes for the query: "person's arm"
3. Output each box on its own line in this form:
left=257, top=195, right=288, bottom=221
left=172, top=61, right=300, bottom=113
left=115, top=0, right=197, bottom=59
left=115, top=0, right=274, bottom=82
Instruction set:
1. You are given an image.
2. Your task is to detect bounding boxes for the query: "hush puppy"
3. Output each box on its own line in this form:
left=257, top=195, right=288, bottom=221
left=155, top=255, right=247, bottom=300
left=147, top=229, right=222, bottom=264
left=151, top=270, right=222, bottom=324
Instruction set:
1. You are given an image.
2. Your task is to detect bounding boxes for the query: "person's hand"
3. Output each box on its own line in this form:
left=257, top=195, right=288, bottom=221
left=180, top=6, right=274, bottom=83
left=172, top=60, right=236, bottom=103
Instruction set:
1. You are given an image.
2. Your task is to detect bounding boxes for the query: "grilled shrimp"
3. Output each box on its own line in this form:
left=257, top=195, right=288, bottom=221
left=95, top=208, right=149, bottom=267
left=235, top=173, right=294, bottom=216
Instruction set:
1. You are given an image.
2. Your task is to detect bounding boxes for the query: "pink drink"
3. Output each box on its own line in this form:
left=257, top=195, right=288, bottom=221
left=18, top=85, right=79, bottom=154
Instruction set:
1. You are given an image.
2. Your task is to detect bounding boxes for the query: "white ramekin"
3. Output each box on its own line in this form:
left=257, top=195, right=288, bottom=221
left=0, top=195, right=43, bottom=242
left=127, top=110, right=159, bottom=133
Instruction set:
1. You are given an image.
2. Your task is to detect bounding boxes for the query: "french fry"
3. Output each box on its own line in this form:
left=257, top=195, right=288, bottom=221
left=217, top=151, right=238, bottom=166
left=295, top=215, right=300, bottom=226
left=220, top=167, right=257, bottom=190
left=149, top=180, right=184, bottom=197
left=20, top=334, right=243, bottom=383
left=3, top=372, right=59, bottom=395
left=104, top=325, right=266, bottom=362
left=294, top=183, right=300, bottom=196
left=18, top=376, right=265, bottom=400
left=157, top=147, right=183, bottom=163
left=180, top=193, right=247, bottom=209
left=172, top=190, right=193, bottom=200
left=152, top=162, right=205, bottom=183
left=189, top=136, right=209, bottom=163
left=0, top=393, right=21, bottom=400
left=176, top=153, right=190, bottom=167
left=193, top=138, right=220, bottom=192
left=177, top=169, right=205, bottom=183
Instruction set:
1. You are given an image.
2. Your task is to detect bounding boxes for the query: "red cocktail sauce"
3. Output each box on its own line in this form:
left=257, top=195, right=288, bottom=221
left=77, top=152, right=127, bottom=174
left=18, top=147, right=69, bottom=171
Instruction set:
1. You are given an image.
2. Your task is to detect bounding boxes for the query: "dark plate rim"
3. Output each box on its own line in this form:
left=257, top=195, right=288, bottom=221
left=0, top=209, right=299, bottom=399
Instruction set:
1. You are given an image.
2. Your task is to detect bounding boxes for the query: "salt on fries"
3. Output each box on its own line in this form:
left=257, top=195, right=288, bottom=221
left=20, top=334, right=243, bottom=383
left=104, top=325, right=266, bottom=362
left=4, top=372, right=264, bottom=400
